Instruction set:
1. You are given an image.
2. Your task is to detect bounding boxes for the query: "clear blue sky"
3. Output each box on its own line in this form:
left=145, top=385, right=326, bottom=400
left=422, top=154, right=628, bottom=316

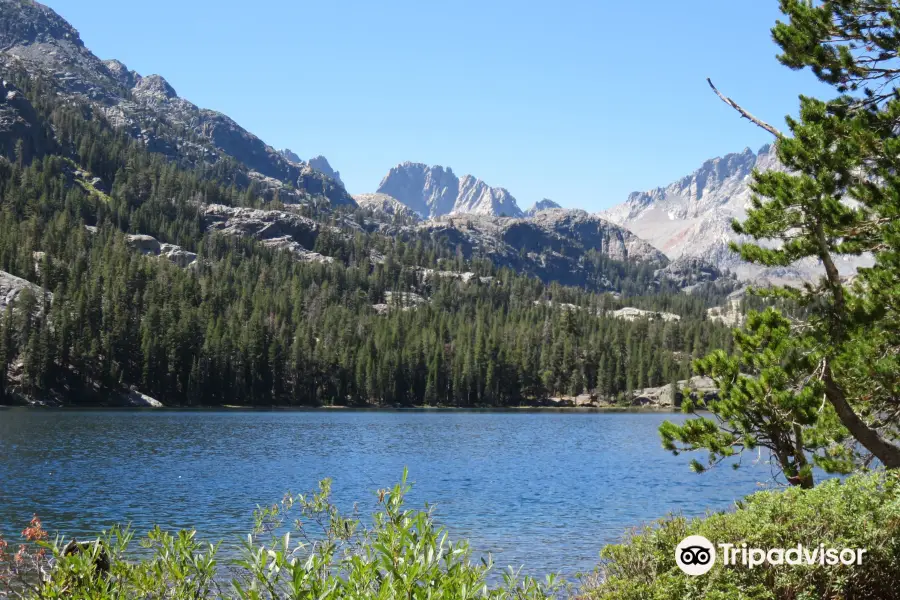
left=49, top=0, right=829, bottom=211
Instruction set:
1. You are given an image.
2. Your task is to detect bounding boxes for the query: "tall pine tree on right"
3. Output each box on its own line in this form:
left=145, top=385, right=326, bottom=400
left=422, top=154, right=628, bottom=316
left=661, top=0, right=900, bottom=483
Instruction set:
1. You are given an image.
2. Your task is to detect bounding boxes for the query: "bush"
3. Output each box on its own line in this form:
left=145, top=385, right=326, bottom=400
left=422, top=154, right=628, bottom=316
left=584, top=471, right=900, bottom=600
left=1, top=470, right=564, bottom=599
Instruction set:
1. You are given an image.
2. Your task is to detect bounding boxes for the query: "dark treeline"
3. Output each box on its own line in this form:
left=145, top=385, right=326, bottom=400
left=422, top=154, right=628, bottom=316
left=0, top=74, right=733, bottom=407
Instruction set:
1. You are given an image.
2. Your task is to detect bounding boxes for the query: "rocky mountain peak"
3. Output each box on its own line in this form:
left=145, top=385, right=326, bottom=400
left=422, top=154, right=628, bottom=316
left=525, top=198, right=561, bottom=216
left=603, top=144, right=871, bottom=281
left=376, top=162, right=523, bottom=218
left=132, top=74, right=177, bottom=101
left=376, top=162, right=459, bottom=218
left=308, top=155, right=343, bottom=187
left=279, top=148, right=302, bottom=164
left=102, top=59, right=138, bottom=88
left=0, top=0, right=83, bottom=49
left=0, top=0, right=355, bottom=208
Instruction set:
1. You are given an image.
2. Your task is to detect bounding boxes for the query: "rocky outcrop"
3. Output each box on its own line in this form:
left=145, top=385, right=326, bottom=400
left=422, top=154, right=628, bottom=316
left=0, top=270, right=46, bottom=311
left=122, top=389, right=164, bottom=408
left=354, top=193, right=418, bottom=220
left=524, top=199, right=561, bottom=216
left=125, top=234, right=197, bottom=267
left=0, top=0, right=353, bottom=207
left=610, top=307, right=681, bottom=322
left=202, top=204, right=342, bottom=263
left=415, top=209, right=666, bottom=291
left=376, top=162, right=524, bottom=218
left=204, top=204, right=320, bottom=246
left=632, top=376, right=717, bottom=408
left=655, top=256, right=727, bottom=289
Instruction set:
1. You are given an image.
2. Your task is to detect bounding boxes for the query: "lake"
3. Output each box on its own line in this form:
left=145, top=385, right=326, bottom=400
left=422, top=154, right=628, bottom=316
left=0, top=409, right=775, bottom=579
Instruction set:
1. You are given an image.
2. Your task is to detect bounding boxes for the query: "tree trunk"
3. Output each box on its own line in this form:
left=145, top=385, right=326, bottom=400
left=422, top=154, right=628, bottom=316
left=823, top=364, right=900, bottom=469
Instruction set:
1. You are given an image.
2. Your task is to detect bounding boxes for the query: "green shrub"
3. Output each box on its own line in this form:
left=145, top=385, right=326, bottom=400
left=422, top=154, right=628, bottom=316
left=2, top=470, right=564, bottom=599
left=584, top=471, right=900, bottom=600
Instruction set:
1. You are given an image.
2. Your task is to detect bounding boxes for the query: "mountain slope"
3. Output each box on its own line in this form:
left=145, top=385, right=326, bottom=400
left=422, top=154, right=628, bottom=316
left=603, top=145, right=870, bottom=280
left=0, top=0, right=353, bottom=207
left=376, top=162, right=524, bottom=218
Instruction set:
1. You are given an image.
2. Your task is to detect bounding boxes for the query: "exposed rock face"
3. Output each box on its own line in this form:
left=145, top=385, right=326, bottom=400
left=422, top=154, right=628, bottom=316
left=354, top=193, right=418, bottom=220
left=376, top=162, right=524, bottom=218
left=655, top=256, right=726, bottom=289
left=707, top=292, right=745, bottom=327
left=455, top=175, right=521, bottom=217
left=610, top=307, right=681, bottom=322
left=125, top=234, right=197, bottom=267
left=603, top=145, right=871, bottom=281
left=0, top=0, right=353, bottom=207
left=415, top=209, right=666, bottom=290
left=603, top=146, right=776, bottom=279
left=307, top=155, right=343, bottom=187
left=0, top=78, right=49, bottom=162
left=525, top=198, right=561, bottom=216
left=122, top=389, right=164, bottom=408
left=202, top=204, right=339, bottom=263
left=279, top=148, right=302, bottom=164
left=0, top=270, right=45, bottom=311
left=632, top=376, right=717, bottom=408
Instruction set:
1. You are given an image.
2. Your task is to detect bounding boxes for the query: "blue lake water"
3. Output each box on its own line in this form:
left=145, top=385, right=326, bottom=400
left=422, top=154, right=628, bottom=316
left=0, top=409, right=777, bottom=578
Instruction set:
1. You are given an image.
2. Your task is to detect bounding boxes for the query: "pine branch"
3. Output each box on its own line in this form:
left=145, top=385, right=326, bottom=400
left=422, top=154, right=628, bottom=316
left=707, top=78, right=783, bottom=138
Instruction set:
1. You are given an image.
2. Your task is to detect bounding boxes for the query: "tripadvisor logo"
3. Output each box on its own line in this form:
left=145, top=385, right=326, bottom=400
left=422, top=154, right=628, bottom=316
left=675, top=535, right=716, bottom=576
left=675, top=536, right=867, bottom=576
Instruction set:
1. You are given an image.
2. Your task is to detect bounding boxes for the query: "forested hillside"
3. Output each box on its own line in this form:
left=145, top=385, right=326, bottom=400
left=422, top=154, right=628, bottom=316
left=0, top=71, right=734, bottom=407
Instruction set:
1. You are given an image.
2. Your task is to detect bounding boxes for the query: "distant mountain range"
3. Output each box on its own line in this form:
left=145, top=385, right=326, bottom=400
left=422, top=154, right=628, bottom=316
left=0, top=0, right=862, bottom=286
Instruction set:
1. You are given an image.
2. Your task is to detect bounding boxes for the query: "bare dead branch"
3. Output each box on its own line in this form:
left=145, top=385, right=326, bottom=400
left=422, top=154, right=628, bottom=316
left=707, top=78, right=783, bottom=138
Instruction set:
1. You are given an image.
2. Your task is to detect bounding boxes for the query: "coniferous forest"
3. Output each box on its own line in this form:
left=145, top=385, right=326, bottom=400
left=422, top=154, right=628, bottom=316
left=0, top=73, right=733, bottom=408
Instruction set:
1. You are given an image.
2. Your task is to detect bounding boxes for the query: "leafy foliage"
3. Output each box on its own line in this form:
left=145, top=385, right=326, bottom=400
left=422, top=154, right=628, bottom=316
left=584, top=470, right=900, bottom=600
left=1, top=473, right=564, bottom=599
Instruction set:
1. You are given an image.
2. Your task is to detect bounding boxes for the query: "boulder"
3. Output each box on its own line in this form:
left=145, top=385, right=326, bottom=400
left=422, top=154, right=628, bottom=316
left=122, top=389, right=164, bottom=408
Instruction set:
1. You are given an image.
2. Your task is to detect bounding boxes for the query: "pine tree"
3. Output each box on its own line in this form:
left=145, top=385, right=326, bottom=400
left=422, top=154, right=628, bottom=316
left=667, top=0, right=900, bottom=478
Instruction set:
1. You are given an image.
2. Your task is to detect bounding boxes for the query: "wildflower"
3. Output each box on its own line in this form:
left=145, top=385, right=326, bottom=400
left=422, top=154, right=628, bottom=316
left=22, top=515, right=47, bottom=542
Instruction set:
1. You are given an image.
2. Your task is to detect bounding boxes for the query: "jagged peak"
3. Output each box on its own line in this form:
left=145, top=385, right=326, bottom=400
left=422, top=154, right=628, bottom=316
left=0, top=0, right=84, bottom=49
left=526, top=198, right=562, bottom=216
left=133, top=74, right=177, bottom=100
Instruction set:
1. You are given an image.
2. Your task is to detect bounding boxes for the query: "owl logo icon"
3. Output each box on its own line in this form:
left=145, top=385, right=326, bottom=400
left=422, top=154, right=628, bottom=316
left=675, top=535, right=716, bottom=575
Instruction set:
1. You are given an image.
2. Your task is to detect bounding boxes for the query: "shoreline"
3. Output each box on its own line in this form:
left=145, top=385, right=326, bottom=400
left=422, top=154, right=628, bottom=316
left=0, top=403, right=681, bottom=413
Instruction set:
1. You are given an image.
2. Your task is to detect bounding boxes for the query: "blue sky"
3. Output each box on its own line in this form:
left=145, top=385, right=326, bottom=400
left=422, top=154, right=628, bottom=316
left=49, top=0, right=830, bottom=211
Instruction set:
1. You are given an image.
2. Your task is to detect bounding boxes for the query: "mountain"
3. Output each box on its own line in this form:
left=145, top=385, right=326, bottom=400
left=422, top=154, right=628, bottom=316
left=280, top=149, right=345, bottom=188
left=307, top=155, right=344, bottom=188
left=415, top=208, right=676, bottom=291
left=0, top=0, right=353, bottom=207
left=603, top=145, right=870, bottom=280
left=376, top=162, right=524, bottom=218
left=354, top=193, right=418, bottom=220
left=525, top=199, right=561, bottom=216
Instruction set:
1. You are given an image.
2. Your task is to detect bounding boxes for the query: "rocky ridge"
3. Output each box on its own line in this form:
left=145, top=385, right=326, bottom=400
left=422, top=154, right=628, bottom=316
left=416, top=208, right=667, bottom=290
left=603, top=145, right=871, bottom=281
left=0, top=0, right=353, bottom=207
left=376, top=162, right=524, bottom=218
left=525, top=199, right=561, bottom=216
